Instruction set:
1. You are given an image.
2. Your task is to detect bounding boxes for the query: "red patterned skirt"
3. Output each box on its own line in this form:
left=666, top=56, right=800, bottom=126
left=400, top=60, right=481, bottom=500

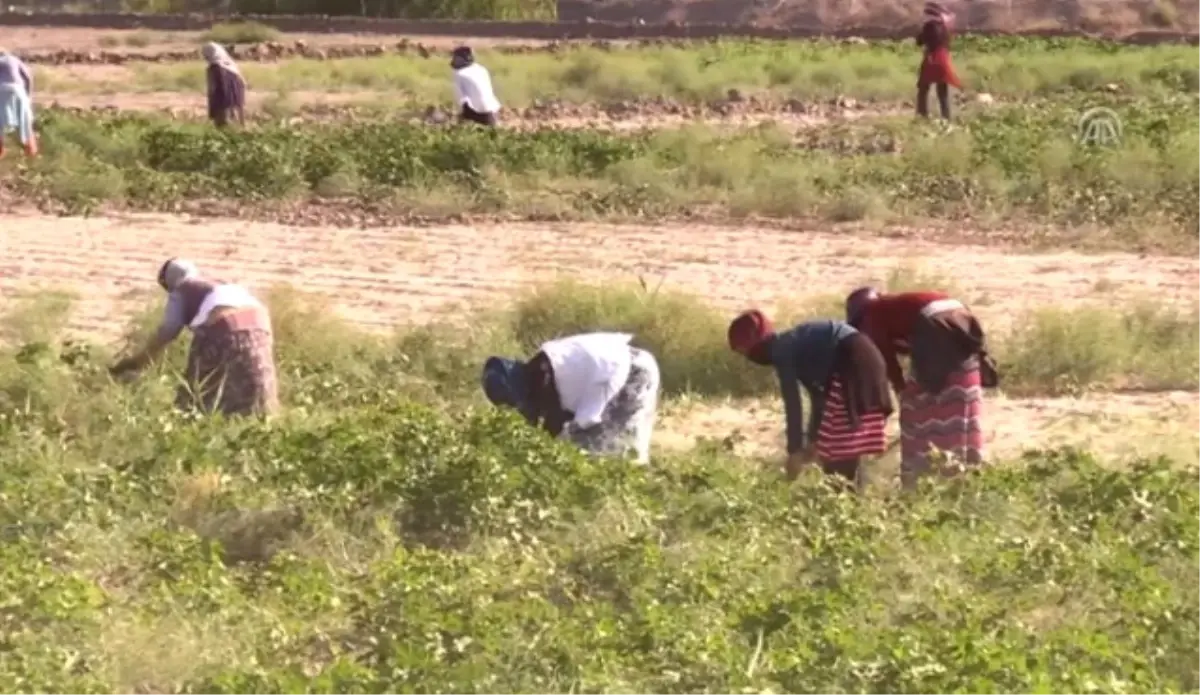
left=900, top=367, right=984, bottom=482
left=816, top=375, right=889, bottom=462
left=918, top=48, right=961, bottom=89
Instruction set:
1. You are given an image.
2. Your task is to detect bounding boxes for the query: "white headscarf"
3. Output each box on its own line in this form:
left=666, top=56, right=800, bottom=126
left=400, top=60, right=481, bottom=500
left=158, top=257, right=199, bottom=292
left=202, top=42, right=241, bottom=78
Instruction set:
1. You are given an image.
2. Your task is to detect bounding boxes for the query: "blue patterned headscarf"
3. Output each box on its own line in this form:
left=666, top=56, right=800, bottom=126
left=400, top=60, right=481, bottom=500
left=482, top=356, right=531, bottom=415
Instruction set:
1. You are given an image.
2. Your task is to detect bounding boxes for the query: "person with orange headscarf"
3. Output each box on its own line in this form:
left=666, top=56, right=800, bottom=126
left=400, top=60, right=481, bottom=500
left=916, top=1, right=960, bottom=120
left=727, top=311, right=894, bottom=490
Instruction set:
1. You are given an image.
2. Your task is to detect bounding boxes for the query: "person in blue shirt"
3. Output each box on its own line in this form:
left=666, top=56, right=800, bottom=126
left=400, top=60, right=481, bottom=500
left=728, top=309, right=894, bottom=490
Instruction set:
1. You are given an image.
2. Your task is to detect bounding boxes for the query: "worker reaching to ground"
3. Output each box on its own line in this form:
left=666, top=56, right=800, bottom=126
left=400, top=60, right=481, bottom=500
left=845, top=287, right=998, bottom=489
left=727, top=310, right=895, bottom=492
left=110, top=258, right=278, bottom=417
left=451, top=45, right=501, bottom=127
left=482, top=332, right=660, bottom=464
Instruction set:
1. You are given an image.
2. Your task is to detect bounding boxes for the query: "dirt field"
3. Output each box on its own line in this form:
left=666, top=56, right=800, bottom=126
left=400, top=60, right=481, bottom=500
left=3, top=211, right=1196, bottom=463
left=40, top=90, right=909, bottom=132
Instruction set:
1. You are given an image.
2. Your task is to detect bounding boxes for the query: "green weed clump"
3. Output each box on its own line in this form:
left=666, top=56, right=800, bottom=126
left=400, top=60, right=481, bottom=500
left=13, top=97, right=1200, bottom=242
left=1002, top=302, right=1200, bottom=395
left=0, top=306, right=1196, bottom=691
left=492, top=279, right=1200, bottom=398
left=43, top=37, right=1199, bottom=103
left=6, top=275, right=1194, bottom=421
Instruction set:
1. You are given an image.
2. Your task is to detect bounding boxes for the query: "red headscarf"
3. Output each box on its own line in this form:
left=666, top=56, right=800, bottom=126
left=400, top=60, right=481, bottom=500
left=728, top=309, right=775, bottom=355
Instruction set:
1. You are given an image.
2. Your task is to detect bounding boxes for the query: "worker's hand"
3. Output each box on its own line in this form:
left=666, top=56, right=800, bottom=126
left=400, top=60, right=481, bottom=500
left=785, top=447, right=816, bottom=481
left=108, top=357, right=137, bottom=378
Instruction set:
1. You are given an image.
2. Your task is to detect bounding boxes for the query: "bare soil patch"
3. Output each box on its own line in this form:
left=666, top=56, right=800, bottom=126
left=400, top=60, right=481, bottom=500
left=2, top=212, right=1194, bottom=338
left=657, top=390, right=1200, bottom=463
left=42, top=89, right=900, bottom=131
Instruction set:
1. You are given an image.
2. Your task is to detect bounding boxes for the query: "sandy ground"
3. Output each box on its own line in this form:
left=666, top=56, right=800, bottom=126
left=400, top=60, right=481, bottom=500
left=657, top=391, right=1200, bottom=464
left=2, top=211, right=1196, bottom=463
left=2, top=212, right=1196, bottom=335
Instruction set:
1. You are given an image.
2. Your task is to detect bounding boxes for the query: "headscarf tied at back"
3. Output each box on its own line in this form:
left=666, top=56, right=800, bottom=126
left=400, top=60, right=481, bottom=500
left=845, top=286, right=880, bottom=328
left=727, top=309, right=775, bottom=355
left=924, top=1, right=954, bottom=25
left=482, top=356, right=532, bottom=417
left=158, top=257, right=199, bottom=292
left=202, top=42, right=242, bottom=78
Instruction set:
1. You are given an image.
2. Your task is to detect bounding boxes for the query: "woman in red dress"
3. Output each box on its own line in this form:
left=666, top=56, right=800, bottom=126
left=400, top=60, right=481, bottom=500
left=916, top=1, right=960, bottom=120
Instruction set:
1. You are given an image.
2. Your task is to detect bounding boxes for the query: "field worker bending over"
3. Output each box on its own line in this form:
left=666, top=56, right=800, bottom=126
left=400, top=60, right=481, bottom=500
left=451, top=45, right=500, bottom=127
left=202, top=42, right=246, bottom=128
left=482, top=332, right=661, bottom=464
left=846, top=288, right=998, bottom=489
left=110, top=258, right=279, bottom=417
left=915, top=1, right=961, bottom=120
left=0, top=49, right=36, bottom=157
left=728, top=311, right=894, bottom=491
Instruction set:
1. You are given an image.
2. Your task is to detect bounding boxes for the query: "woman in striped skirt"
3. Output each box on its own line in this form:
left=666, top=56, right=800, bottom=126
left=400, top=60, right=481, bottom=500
left=728, top=310, right=895, bottom=491
left=109, top=258, right=279, bottom=417
left=846, top=287, right=998, bottom=489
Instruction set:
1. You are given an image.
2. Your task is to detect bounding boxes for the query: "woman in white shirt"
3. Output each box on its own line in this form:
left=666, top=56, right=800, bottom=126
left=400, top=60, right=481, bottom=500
left=451, top=46, right=501, bottom=127
left=0, top=49, right=36, bottom=157
left=110, top=258, right=279, bottom=417
left=482, top=333, right=661, bottom=464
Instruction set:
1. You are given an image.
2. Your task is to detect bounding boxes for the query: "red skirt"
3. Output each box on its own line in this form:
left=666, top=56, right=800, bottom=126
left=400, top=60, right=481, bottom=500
left=816, top=375, right=889, bottom=462
left=918, top=48, right=961, bottom=89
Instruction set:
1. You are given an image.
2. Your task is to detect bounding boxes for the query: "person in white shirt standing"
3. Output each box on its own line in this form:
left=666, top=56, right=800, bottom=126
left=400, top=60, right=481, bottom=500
left=0, top=49, right=36, bottom=158
left=482, top=332, right=661, bottom=464
left=451, top=45, right=501, bottom=128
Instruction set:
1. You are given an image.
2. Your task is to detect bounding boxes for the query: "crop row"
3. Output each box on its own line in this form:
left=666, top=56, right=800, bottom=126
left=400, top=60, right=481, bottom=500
left=37, top=37, right=1199, bottom=105
left=12, top=97, right=1199, bottom=241
left=0, top=281, right=1196, bottom=692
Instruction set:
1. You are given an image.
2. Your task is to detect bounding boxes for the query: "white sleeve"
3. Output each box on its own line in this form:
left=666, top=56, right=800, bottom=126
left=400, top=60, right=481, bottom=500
left=453, top=74, right=466, bottom=105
